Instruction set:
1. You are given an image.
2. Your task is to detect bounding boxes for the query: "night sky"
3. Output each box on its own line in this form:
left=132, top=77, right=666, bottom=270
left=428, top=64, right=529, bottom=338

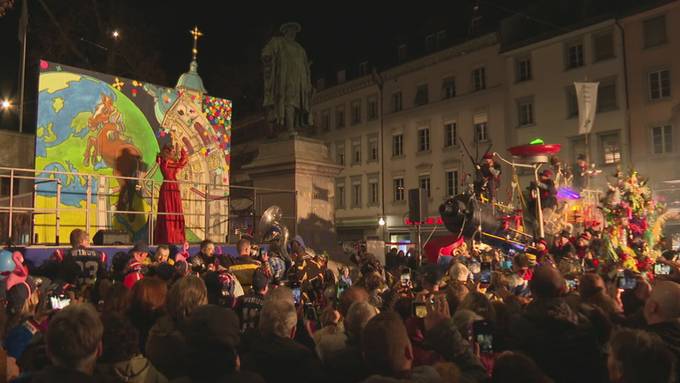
left=0, top=0, right=656, bottom=132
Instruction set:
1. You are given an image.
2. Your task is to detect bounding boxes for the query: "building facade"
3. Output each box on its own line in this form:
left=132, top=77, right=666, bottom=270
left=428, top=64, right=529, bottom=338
left=502, top=19, right=628, bottom=190
left=621, top=1, right=680, bottom=188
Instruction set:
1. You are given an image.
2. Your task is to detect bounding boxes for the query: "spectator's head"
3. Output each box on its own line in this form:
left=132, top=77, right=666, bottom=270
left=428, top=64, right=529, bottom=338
left=420, top=264, right=444, bottom=291
left=579, top=273, right=606, bottom=300
left=252, top=270, right=270, bottom=294
left=101, top=282, right=131, bottom=316
left=155, top=245, right=170, bottom=263
left=167, top=275, right=208, bottom=324
left=362, top=311, right=413, bottom=377
left=99, top=313, right=140, bottom=363
left=200, top=240, right=215, bottom=257
left=46, top=303, right=103, bottom=374
left=264, top=286, right=294, bottom=305
left=459, top=291, right=496, bottom=323
left=129, top=242, right=150, bottom=263
left=445, top=282, right=469, bottom=314
left=6, top=277, right=39, bottom=320
left=69, top=229, right=89, bottom=249
left=258, top=298, right=297, bottom=338
left=452, top=309, right=483, bottom=340
left=237, top=238, right=251, bottom=256
left=344, top=301, right=379, bottom=342
left=644, top=280, right=680, bottom=325
left=363, top=272, right=384, bottom=293
left=183, top=305, right=241, bottom=381
left=607, top=328, right=675, bottom=383
left=339, top=286, right=370, bottom=317
left=129, top=277, right=167, bottom=322
left=491, top=351, right=552, bottom=383
left=529, top=265, right=565, bottom=299
left=448, top=262, right=470, bottom=283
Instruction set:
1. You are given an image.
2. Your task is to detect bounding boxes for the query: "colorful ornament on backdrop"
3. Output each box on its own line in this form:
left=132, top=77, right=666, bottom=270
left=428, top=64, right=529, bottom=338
left=112, top=77, right=124, bottom=90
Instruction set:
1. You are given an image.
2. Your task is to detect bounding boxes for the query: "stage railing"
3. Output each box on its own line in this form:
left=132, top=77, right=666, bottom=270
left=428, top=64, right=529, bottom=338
left=0, top=166, right=297, bottom=245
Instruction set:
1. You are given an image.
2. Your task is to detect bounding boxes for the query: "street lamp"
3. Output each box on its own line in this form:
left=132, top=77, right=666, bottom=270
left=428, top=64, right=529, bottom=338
left=112, top=30, right=120, bottom=39
left=1, top=99, right=11, bottom=110
left=378, top=217, right=386, bottom=226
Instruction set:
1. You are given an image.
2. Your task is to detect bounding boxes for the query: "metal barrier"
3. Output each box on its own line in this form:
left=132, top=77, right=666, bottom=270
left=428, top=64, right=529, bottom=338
left=0, top=166, right=297, bottom=245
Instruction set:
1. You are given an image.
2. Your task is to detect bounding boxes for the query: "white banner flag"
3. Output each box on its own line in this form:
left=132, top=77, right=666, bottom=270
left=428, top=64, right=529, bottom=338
left=575, top=82, right=599, bottom=135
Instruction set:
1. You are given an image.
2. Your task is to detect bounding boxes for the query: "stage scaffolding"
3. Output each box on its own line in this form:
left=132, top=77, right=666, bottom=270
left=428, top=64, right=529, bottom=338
left=0, top=167, right=297, bottom=246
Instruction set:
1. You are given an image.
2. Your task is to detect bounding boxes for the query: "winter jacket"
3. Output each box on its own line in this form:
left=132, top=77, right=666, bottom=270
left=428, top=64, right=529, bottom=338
left=422, top=319, right=487, bottom=383
left=145, top=315, right=188, bottom=380
left=241, top=333, right=326, bottom=383
left=508, top=297, right=607, bottom=383
left=361, top=365, right=443, bottom=383
left=95, top=355, right=167, bottom=383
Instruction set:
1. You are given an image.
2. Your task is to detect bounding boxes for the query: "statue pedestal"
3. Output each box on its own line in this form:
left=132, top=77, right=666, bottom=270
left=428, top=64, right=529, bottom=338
left=243, top=136, right=343, bottom=253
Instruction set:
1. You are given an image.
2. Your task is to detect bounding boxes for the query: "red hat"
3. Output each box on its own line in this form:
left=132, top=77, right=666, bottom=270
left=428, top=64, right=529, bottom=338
left=482, top=152, right=494, bottom=160
left=541, top=169, right=553, bottom=177
left=123, top=271, right=143, bottom=289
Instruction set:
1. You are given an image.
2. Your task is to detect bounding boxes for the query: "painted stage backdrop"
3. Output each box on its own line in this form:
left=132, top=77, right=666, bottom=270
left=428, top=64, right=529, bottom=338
left=35, top=60, right=232, bottom=243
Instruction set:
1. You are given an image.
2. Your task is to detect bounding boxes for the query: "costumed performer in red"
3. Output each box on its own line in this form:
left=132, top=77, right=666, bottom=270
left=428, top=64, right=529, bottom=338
left=154, top=134, right=188, bottom=244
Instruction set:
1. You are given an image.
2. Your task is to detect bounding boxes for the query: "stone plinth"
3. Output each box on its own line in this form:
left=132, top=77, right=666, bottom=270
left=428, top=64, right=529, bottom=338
left=243, top=136, right=342, bottom=252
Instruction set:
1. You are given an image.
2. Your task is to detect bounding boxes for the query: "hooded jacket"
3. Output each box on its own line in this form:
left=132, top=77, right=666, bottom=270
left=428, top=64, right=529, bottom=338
left=96, top=355, right=167, bottom=383
left=241, top=333, right=325, bottom=383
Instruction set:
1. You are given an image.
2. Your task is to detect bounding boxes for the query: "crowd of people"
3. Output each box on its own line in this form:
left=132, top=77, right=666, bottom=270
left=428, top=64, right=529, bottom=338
left=0, top=218, right=679, bottom=383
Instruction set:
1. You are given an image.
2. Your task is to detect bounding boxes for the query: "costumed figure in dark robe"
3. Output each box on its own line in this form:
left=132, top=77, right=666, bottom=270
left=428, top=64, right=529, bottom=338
left=475, top=153, right=501, bottom=202
left=154, top=138, right=188, bottom=245
left=528, top=169, right=557, bottom=217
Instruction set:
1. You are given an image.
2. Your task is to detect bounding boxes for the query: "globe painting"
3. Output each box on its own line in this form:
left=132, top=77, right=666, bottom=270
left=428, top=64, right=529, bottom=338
left=34, top=60, right=232, bottom=244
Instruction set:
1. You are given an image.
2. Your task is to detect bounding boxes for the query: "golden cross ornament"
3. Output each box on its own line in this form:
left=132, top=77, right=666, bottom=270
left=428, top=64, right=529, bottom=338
left=190, top=26, right=203, bottom=60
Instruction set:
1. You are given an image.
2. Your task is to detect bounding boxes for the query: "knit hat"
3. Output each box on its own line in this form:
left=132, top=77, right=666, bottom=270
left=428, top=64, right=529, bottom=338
left=6, top=276, right=37, bottom=316
left=184, top=304, right=240, bottom=348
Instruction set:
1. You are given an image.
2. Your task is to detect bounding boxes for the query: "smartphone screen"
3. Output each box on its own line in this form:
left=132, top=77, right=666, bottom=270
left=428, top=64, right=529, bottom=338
left=654, top=263, right=671, bottom=276
left=50, top=295, right=71, bottom=310
left=472, top=320, right=493, bottom=353
left=400, top=273, right=410, bottom=286
left=618, top=277, right=637, bottom=290
left=292, top=287, right=302, bottom=305
left=413, top=301, right=428, bottom=319
left=566, top=279, right=578, bottom=290
left=500, top=259, right=513, bottom=270
left=479, top=262, right=492, bottom=284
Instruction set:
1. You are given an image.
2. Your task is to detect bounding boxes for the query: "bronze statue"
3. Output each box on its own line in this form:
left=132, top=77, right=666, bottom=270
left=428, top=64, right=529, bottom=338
left=262, top=22, right=313, bottom=136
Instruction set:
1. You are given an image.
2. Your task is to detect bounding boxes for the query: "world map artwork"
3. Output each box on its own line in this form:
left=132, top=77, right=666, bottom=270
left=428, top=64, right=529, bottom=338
left=34, top=60, right=232, bottom=243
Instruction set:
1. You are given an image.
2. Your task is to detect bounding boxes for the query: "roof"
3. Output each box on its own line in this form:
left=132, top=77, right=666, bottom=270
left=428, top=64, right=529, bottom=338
left=176, top=60, right=207, bottom=93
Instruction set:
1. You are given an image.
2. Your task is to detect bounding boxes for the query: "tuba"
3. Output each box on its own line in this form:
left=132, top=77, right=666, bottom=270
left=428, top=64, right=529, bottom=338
left=257, top=206, right=291, bottom=263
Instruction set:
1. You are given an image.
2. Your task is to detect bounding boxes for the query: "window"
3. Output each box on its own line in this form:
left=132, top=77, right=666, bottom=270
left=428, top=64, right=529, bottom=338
left=335, top=141, right=345, bottom=165
left=442, top=77, right=456, bottom=99
left=0, top=178, right=19, bottom=196
left=351, top=177, right=362, bottom=208
left=393, top=177, right=405, bottom=201
left=392, top=91, right=403, bottom=112
left=351, top=100, right=361, bottom=125
left=368, top=175, right=379, bottom=206
left=597, top=78, right=617, bottom=112
left=593, top=30, right=615, bottom=61
left=368, top=135, right=378, bottom=162
left=367, top=96, right=378, bottom=120
left=415, top=84, right=429, bottom=106
left=445, top=170, right=458, bottom=197
left=600, top=132, right=621, bottom=164
left=444, top=122, right=457, bottom=147
left=472, top=67, right=486, bottom=91
left=335, top=106, right=345, bottom=129
left=359, top=61, right=369, bottom=76
left=335, top=179, right=345, bottom=209
left=436, top=30, right=447, bottom=48
left=517, top=98, right=534, bottom=126
left=419, top=175, right=431, bottom=198
left=652, top=125, right=673, bottom=154
left=392, top=134, right=404, bottom=157
left=337, top=69, right=346, bottom=84
left=351, top=138, right=361, bottom=165
left=649, top=70, right=671, bottom=100
left=398, top=44, right=407, bottom=62
left=516, top=57, right=532, bottom=82
left=566, top=86, right=578, bottom=118
left=417, top=128, right=430, bottom=152
left=321, top=110, right=331, bottom=131
left=425, top=34, right=435, bottom=52
left=566, top=41, right=585, bottom=69
left=474, top=112, right=489, bottom=142
left=644, top=15, right=667, bottom=48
